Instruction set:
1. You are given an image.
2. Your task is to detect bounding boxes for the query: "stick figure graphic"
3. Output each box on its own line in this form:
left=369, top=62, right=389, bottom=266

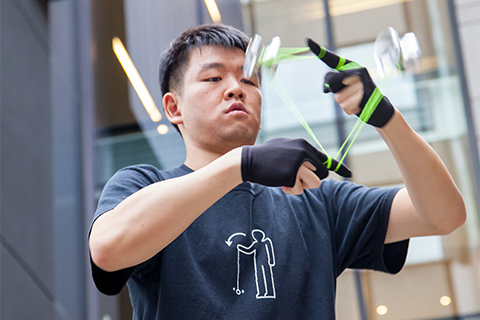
left=236, top=229, right=276, bottom=299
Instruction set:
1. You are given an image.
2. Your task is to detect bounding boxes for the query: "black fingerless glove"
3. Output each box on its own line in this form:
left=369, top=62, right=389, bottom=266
left=241, top=138, right=351, bottom=187
left=308, top=38, right=395, bottom=128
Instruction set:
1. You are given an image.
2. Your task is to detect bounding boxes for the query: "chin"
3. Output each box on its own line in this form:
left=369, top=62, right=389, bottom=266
left=232, top=127, right=259, bottom=143
left=208, top=120, right=259, bottom=146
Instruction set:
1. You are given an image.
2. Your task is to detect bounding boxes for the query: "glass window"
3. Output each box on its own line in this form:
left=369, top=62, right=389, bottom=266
left=242, top=0, right=480, bottom=319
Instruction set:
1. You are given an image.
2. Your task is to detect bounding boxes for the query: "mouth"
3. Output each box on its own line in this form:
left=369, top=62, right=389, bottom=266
left=226, top=102, right=248, bottom=115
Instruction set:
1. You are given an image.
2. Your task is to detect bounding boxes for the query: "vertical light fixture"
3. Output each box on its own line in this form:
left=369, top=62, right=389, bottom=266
left=204, top=0, right=222, bottom=23
left=112, top=37, right=162, bottom=123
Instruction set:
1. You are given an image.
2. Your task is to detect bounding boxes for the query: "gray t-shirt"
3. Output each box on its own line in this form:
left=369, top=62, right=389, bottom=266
left=90, top=164, right=409, bottom=319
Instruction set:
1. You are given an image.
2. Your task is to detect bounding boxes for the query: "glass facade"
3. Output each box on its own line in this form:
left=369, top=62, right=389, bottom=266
left=93, top=0, right=480, bottom=318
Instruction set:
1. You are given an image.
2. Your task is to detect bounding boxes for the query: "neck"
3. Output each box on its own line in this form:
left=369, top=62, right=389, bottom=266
left=184, top=140, right=244, bottom=170
left=181, top=132, right=257, bottom=170
left=184, top=147, right=224, bottom=171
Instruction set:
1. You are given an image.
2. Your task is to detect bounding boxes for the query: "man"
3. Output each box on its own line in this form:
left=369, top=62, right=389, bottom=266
left=89, top=24, right=465, bottom=319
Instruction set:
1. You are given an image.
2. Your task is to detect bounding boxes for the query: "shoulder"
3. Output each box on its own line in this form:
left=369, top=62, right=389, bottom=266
left=111, top=164, right=191, bottom=186
left=101, top=165, right=162, bottom=194
left=101, top=163, right=193, bottom=198
left=94, top=164, right=190, bottom=218
left=115, top=164, right=163, bottom=181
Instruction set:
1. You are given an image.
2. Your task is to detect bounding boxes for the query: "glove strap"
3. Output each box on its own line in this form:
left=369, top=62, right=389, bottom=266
left=323, top=156, right=333, bottom=171
left=359, top=87, right=383, bottom=124
left=337, top=61, right=362, bottom=71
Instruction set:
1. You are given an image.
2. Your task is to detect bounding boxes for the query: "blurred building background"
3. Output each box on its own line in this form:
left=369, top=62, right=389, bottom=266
left=1, top=0, right=479, bottom=319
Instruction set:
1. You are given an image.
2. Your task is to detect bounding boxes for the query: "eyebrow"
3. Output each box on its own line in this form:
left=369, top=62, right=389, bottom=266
left=199, top=62, right=244, bottom=72
left=199, top=62, right=224, bottom=70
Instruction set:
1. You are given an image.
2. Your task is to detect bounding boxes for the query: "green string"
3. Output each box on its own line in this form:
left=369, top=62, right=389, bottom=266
left=333, top=119, right=364, bottom=167
left=337, top=61, right=362, bottom=71
left=270, top=76, right=329, bottom=156
left=262, top=47, right=314, bottom=67
left=267, top=62, right=382, bottom=173
left=277, top=47, right=311, bottom=55
left=260, top=47, right=390, bottom=172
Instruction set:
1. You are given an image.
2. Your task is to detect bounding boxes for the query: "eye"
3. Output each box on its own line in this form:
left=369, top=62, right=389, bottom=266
left=205, top=77, right=221, bottom=82
left=241, top=78, right=258, bottom=86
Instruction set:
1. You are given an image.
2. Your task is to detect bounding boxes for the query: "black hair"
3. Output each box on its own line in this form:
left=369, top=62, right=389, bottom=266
left=158, top=24, right=251, bottom=132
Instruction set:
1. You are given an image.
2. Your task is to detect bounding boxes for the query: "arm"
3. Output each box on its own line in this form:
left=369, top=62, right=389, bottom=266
left=89, top=148, right=243, bottom=272
left=90, top=138, right=350, bottom=272
left=318, top=52, right=466, bottom=244
left=378, top=110, right=466, bottom=243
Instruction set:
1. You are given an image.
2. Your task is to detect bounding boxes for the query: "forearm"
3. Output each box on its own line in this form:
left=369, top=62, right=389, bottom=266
left=89, top=148, right=243, bottom=272
left=308, top=42, right=466, bottom=240
left=379, top=110, right=466, bottom=238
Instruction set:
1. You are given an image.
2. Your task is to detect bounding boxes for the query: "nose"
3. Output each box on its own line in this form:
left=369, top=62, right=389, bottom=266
left=224, top=78, right=246, bottom=101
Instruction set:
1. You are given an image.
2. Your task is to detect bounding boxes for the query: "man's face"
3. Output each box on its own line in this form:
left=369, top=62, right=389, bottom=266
left=173, top=45, right=262, bottom=153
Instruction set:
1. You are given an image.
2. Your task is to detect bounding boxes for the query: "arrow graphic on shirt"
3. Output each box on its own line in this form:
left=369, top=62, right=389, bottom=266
left=225, top=233, right=246, bottom=246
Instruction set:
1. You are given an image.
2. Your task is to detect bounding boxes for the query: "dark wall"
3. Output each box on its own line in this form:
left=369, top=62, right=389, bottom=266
left=1, top=0, right=93, bottom=318
left=0, top=0, right=54, bottom=318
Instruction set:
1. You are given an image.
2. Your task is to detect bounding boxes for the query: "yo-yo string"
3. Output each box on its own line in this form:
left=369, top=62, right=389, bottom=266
left=268, top=70, right=383, bottom=173
left=270, top=76, right=329, bottom=155
left=276, top=48, right=311, bottom=59
left=260, top=48, right=372, bottom=74
left=333, top=118, right=364, bottom=167
left=261, top=48, right=396, bottom=172
left=331, top=92, right=379, bottom=172
left=327, top=61, right=396, bottom=171
left=261, top=47, right=312, bottom=67
left=270, top=75, right=343, bottom=171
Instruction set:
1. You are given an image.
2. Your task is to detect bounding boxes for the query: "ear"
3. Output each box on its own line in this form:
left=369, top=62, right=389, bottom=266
left=163, top=92, right=183, bottom=126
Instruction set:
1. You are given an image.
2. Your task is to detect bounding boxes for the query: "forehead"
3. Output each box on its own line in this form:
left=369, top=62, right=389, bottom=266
left=185, top=45, right=245, bottom=73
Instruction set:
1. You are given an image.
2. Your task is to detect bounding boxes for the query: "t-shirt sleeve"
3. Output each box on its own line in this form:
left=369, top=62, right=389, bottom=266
left=88, top=165, right=162, bottom=295
left=324, top=180, right=409, bottom=276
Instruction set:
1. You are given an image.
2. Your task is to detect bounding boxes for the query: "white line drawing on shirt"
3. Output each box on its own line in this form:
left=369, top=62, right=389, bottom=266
left=227, top=229, right=276, bottom=299
left=225, top=233, right=246, bottom=246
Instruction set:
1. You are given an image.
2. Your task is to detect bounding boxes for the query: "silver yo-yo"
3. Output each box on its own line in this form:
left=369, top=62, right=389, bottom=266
left=374, top=27, right=422, bottom=78
left=243, top=35, right=282, bottom=79
left=400, top=32, right=422, bottom=73
left=244, top=34, right=263, bottom=79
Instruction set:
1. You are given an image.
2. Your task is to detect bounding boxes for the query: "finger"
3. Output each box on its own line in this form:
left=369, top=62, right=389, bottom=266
left=281, top=186, right=304, bottom=195
left=307, top=38, right=353, bottom=70
left=335, top=74, right=363, bottom=115
left=298, top=162, right=321, bottom=189
left=302, top=160, right=316, bottom=171
left=329, top=159, right=352, bottom=178
left=280, top=162, right=321, bottom=195
left=335, top=89, right=363, bottom=115
left=324, top=71, right=348, bottom=93
left=280, top=184, right=303, bottom=195
left=334, top=79, right=364, bottom=115
left=334, top=76, right=363, bottom=103
left=280, top=186, right=292, bottom=194
left=342, top=74, right=362, bottom=86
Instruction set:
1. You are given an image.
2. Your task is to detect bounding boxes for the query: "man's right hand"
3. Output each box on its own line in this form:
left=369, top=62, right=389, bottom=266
left=241, top=138, right=351, bottom=191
